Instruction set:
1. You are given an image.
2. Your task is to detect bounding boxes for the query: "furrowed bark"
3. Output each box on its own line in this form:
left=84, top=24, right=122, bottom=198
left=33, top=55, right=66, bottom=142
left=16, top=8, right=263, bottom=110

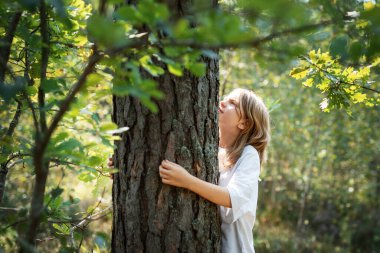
left=112, top=1, right=221, bottom=251
left=112, top=56, right=221, bottom=252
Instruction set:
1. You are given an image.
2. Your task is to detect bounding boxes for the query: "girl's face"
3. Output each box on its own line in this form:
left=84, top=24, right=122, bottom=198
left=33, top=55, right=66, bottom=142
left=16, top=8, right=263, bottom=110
left=218, top=93, right=244, bottom=148
left=218, top=94, right=241, bottom=128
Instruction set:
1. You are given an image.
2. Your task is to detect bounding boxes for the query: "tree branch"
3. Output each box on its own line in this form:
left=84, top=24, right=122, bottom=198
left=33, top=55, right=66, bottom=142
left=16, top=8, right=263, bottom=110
left=38, top=51, right=102, bottom=157
left=0, top=100, right=23, bottom=203
left=38, top=0, right=49, bottom=133
left=21, top=90, right=40, bottom=138
left=69, top=206, right=112, bottom=248
left=0, top=11, right=23, bottom=82
left=161, top=20, right=334, bottom=50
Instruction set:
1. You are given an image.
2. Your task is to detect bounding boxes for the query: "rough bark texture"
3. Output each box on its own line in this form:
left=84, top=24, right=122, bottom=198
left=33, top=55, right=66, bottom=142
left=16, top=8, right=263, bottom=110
left=112, top=55, right=220, bottom=252
left=112, top=1, right=220, bottom=251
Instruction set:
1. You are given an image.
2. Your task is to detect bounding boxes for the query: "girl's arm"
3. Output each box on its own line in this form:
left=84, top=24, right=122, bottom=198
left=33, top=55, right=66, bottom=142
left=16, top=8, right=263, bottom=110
left=159, top=160, right=232, bottom=208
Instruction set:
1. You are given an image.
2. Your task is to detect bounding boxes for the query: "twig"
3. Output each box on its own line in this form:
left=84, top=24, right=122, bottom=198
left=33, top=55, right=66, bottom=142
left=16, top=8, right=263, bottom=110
left=21, top=90, right=40, bottom=139
left=50, top=40, right=91, bottom=49
left=69, top=206, right=112, bottom=248
left=68, top=189, right=107, bottom=248
left=49, top=158, right=112, bottom=177
left=0, top=218, right=28, bottom=232
left=0, top=206, right=23, bottom=211
left=35, top=237, right=58, bottom=243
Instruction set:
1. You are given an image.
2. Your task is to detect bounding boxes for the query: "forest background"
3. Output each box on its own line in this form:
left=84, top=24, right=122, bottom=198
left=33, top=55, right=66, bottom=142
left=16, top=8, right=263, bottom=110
left=0, top=0, right=379, bottom=252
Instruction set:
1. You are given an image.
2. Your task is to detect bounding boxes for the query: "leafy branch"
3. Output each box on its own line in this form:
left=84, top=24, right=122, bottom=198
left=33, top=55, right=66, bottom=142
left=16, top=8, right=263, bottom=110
left=300, top=56, right=380, bottom=94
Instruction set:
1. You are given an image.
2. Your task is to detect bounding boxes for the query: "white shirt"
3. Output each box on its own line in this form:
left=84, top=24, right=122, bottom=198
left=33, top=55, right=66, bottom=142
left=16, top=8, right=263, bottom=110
left=218, top=145, right=260, bottom=253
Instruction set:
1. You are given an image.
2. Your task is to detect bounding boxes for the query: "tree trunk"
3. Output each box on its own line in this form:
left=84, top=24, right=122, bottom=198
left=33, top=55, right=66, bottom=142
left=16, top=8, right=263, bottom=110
left=112, top=0, right=220, bottom=252
left=111, top=57, right=220, bottom=252
left=111, top=54, right=221, bottom=252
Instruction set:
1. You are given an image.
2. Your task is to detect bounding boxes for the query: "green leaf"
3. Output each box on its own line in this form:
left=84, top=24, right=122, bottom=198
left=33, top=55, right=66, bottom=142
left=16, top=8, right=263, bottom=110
left=53, top=223, right=70, bottom=235
left=92, top=176, right=110, bottom=195
left=164, top=47, right=182, bottom=57
left=78, top=172, right=96, bottom=182
left=41, top=79, right=60, bottom=93
left=188, top=62, right=206, bottom=77
left=88, top=156, right=103, bottom=167
left=53, top=132, right=69, bottom=143
left=0, top=77, right=26, bottom=102
left=168, top=63, right=183, bottom=76
left=55, top=138, right=82, bottom=152
left=289, top=67, right=309, bottom=79
left=26, top=86, right=38, bottom=96
left=139, top=55, right=165, bottom=77
left=137, top=0, right=169, bottom=25
left=302, top=78, right=313, bottom=87
left=173, top=19, right=192, bottom=39
left=99, top=122, right=118, bottom=132
left=51, top=187, right=64, bottom=199
left=87, top=14, right=128, bottom=48
left=329, top=36, right=349, bottom=60
left=349, top=41, right=365, bottom=62
left=116, top=6, right=141, bottom=24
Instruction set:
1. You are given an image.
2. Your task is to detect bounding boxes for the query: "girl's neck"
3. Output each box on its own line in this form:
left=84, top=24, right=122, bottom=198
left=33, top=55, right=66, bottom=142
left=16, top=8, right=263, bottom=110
left=219, top=131, right=240, bottom=148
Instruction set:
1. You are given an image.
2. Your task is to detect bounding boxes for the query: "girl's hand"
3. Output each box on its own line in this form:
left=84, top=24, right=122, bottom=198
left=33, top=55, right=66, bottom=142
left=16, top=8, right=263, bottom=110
left=159, top=160, right=192, bottom=189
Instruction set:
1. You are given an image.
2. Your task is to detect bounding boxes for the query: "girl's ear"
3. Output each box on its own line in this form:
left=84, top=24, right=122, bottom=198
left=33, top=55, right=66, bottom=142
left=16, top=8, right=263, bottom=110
left=238, top=119, right=247, bottom=130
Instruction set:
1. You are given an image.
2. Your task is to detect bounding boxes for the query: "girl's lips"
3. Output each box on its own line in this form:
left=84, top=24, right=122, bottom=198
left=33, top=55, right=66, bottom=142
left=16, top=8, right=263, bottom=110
left=218, top=107, right=223, bottom=113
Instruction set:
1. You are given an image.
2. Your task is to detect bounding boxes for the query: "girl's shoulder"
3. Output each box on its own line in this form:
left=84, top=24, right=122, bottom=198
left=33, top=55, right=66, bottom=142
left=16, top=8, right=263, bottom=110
left=233, top=145, right=260, bottom=176
left=233, top=145, right=260, bottom=168
left=241, top=145, right=259, bottom=158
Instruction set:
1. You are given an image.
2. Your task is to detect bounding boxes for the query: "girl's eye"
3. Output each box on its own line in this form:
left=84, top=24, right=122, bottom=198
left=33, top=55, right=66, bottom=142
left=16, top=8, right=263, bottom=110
left=229, top=99, right=237, bottom=106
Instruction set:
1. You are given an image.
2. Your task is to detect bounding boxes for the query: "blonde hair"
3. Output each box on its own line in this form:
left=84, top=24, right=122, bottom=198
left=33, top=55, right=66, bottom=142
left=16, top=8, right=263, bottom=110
left=223, top=88, right=271, bottom=168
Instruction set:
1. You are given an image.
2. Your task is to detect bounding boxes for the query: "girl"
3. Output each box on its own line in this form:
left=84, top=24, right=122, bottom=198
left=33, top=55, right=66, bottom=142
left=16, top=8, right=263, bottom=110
left=159, top=88, right=270, bottom=253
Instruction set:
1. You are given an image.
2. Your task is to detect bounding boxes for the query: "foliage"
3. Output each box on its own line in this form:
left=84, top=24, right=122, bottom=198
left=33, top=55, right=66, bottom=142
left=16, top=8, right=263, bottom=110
left=0, top=0, right=379, bottom=252
left=290, top=50, right=380, bottom=111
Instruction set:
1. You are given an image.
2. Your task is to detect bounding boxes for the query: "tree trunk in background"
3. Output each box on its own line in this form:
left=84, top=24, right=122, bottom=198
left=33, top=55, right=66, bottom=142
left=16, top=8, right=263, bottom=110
left=111, top=1, right=220, bottom=250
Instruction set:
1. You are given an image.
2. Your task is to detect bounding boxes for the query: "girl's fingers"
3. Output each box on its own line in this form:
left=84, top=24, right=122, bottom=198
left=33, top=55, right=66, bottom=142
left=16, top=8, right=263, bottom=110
left=161, top=160, right=168, bottom=167
left=163, top=159, right=175, bottom=166
left=160, top=161, right=173, bottom=170
left=159, top=166, right=170, bottom=176
left=162, top=178, right=170, bottom=185
left=162, top=159, right=174, bottom=166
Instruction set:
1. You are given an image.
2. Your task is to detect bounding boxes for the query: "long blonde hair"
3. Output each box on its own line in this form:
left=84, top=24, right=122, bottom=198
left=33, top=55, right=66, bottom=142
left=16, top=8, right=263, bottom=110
left=223, top=88, right=271, bottom=168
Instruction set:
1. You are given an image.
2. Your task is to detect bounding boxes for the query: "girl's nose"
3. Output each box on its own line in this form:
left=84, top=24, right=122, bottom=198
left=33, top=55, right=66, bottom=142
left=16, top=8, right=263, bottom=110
left=220, top=101, right=225, bottom=107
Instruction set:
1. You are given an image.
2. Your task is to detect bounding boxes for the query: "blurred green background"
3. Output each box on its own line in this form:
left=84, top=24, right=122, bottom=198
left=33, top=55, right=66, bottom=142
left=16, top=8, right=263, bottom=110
left=1, top=0, right=379, bottom=252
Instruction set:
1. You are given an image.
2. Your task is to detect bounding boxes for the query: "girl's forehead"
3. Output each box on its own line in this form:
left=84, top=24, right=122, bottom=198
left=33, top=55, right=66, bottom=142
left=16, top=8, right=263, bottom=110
left=221, top=92, right=240, bottom=101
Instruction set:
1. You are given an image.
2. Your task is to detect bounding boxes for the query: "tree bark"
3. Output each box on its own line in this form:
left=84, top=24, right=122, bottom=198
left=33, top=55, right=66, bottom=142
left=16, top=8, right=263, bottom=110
left=112, top=1, right=220, bottom=251
left=112, top=56, right=220, bottom=252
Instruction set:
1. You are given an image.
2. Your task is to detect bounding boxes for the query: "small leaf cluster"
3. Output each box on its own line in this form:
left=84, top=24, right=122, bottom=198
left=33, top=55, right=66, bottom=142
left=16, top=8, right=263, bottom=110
left=290, top=49, right=379, bottom=112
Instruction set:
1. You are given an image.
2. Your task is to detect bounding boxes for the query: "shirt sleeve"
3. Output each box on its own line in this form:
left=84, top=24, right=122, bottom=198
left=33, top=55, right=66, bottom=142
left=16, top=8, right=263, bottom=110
left=224, top=148, right=260, bottom=224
